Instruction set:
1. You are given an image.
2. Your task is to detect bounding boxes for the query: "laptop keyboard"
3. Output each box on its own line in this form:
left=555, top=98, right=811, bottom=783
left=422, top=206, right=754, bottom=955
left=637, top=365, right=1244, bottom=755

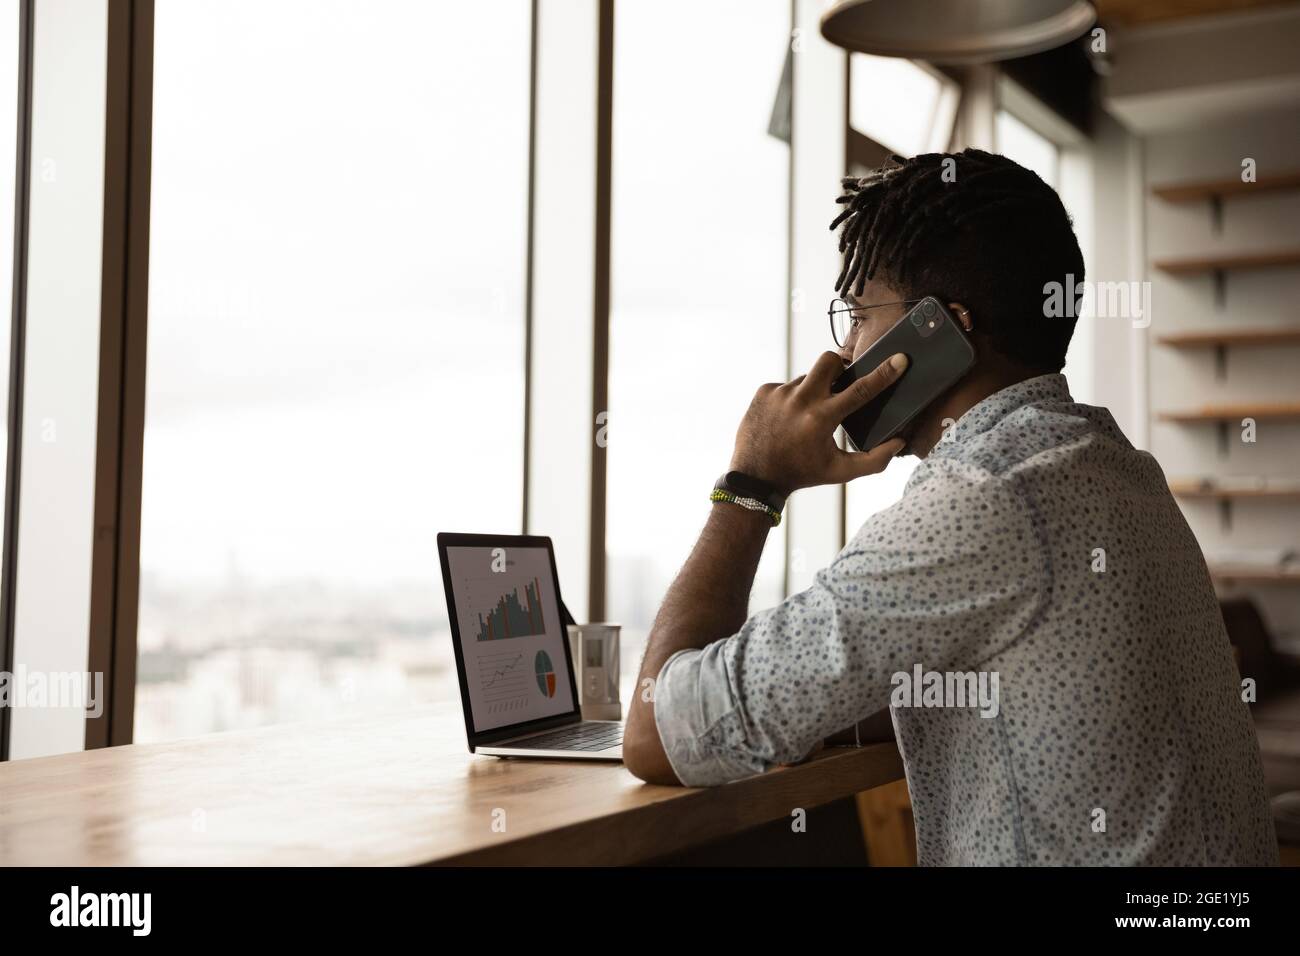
left=512, top=722, right=623, bottom=752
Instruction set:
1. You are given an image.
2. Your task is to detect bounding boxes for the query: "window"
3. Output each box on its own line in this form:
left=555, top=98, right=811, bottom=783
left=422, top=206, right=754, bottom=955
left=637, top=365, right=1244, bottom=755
left=850, top=53, right=958, bottom=156
left=996, top=108, right=1059, bottom=187
left=607, top=0, right=789, bottom=675
left=137, top=0, right=531, bottom=741
left=995, top=93, right=1093, bottom=404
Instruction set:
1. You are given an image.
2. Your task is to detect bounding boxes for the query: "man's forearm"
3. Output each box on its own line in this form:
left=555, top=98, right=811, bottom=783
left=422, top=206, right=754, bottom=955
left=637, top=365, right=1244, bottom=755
left=640, top=503, right=771, bottom=679
left=622, top=502, right=771, bottom=782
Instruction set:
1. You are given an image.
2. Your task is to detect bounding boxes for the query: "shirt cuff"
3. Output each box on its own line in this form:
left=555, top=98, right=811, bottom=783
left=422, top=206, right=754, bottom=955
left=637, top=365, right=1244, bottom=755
left=652, top=643, right=770, bottom=787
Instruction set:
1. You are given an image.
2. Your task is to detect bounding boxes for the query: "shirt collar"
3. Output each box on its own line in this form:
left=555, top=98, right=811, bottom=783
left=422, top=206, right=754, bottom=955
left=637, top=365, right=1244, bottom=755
left=936, top=373, right=1073, bottom=449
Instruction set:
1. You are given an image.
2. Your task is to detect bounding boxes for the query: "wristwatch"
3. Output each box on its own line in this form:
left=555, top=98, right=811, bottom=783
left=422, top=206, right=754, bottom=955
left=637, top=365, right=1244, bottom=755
left=710, top=470, right=788, bottom=525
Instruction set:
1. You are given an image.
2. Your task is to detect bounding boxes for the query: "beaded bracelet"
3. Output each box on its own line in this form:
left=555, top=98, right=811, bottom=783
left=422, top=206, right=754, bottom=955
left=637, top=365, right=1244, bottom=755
left=709, top=488, right=782, bottom=526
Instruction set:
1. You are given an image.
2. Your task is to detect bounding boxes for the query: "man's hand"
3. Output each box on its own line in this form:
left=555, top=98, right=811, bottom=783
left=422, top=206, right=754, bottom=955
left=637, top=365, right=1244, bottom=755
left=729, top=350, right=909, bottom=495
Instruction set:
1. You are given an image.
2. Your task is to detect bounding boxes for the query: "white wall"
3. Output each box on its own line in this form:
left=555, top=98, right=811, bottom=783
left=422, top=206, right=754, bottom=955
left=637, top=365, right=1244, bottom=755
left=1084, top=112, right=1146, bottom=444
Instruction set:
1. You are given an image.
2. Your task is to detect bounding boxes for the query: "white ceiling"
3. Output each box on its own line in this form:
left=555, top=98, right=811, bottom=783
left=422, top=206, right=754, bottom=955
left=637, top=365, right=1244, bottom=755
left=1102, top=5, right=1300, bottom=131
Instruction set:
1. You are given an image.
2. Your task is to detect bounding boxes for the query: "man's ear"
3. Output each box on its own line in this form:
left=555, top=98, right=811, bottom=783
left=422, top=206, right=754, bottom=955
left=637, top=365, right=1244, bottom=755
left=948, top=301, right=974, bottom=332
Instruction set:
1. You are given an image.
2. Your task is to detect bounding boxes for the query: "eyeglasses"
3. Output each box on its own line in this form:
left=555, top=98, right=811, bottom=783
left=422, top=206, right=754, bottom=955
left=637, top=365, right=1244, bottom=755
left=827, top=297, right=922, bottom=348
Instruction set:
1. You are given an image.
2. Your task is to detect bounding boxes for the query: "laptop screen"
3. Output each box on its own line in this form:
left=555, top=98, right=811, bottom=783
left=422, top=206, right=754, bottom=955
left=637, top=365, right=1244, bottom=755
left=443, top=543, right=576, bottom=732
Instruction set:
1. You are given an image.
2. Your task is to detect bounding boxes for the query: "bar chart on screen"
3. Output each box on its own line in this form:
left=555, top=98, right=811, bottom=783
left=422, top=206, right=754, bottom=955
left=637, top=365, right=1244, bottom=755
left=474, top=577, right=546, bottom=642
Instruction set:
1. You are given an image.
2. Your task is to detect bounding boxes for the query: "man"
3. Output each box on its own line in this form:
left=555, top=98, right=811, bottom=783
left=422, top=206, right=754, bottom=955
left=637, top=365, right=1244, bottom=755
left=622, top=149, right=1277, bottom=866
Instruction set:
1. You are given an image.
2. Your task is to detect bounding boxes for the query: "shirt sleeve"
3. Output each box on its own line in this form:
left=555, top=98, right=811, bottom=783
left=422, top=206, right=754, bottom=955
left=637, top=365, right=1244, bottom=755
left=652, top=460, right=1049, bottom=787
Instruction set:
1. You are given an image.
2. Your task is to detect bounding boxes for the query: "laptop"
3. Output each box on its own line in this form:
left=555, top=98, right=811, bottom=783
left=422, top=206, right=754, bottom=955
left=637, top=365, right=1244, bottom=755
left=437, top=532, right=623, bottom=761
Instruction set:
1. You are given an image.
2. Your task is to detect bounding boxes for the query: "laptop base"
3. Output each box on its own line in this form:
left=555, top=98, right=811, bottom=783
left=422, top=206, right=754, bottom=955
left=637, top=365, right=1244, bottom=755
left=478, top=745, right=623, bottom=761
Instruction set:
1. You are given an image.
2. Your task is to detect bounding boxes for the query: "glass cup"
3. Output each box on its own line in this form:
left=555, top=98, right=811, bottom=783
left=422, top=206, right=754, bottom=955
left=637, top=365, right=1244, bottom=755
left=565, top=623, right=622, bottom=721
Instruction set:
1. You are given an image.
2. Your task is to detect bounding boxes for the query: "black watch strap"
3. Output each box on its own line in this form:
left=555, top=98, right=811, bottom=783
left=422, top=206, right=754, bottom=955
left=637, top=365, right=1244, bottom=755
left=714, top=470, right=787, bottom=514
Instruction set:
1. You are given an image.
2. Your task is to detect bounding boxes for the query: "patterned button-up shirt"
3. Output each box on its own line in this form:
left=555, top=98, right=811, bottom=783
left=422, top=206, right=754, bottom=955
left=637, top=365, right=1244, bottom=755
left=653, top=374, right=1277, bottom=865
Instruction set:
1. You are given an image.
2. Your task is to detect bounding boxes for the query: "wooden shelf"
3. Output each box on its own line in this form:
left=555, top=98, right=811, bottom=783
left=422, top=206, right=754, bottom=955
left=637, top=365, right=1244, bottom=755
left=1158, top=403, right=1300, bottom=423
left=1157, top=327, right=1300, bottom=349
left=1170, top=480, right=1300, bottom=500
left=1152, top=171, right=1300, bottom=203
left=1170, top=479, right=1300, bottom=530
left=1152, top=249, right=1300, bottom=276
left=1210, top=566, right=1300, bottom=585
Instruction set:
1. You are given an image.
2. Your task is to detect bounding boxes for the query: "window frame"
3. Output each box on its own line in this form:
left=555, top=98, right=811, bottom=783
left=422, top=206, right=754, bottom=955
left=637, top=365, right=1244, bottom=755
left=84, top=0, right=153, bottom=750
left=0, top=0, right=150, bottom=759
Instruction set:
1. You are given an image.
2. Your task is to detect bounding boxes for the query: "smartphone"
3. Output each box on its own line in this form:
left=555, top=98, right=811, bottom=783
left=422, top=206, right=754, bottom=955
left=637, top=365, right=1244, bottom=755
left=830, top=296, right=976, bottom=451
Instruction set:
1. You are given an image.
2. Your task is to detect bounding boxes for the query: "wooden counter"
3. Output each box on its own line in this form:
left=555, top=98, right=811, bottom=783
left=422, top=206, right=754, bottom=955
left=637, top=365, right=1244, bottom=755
left=0, top=703, right=905, bottom=866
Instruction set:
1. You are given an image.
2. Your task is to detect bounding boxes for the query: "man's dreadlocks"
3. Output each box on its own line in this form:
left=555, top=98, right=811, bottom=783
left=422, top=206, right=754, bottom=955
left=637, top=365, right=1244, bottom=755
left=830, top=148, right=1084, bottom=373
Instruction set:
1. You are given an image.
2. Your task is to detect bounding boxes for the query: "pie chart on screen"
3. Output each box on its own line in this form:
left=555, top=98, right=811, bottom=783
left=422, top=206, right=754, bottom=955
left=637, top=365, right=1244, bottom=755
left=534, top=650, right=557, bottom=698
